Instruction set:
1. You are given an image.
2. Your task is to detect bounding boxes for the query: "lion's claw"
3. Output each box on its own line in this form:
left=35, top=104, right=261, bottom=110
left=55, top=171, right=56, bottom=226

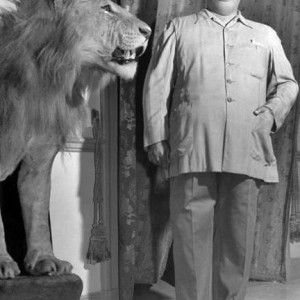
left=0, top=260, right=20, bottom=279
left=25, top=256, right=73, bottom=276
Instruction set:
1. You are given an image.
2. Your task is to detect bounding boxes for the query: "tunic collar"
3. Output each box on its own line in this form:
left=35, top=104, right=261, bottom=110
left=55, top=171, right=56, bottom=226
left=199, top=9, right=253, bottom=29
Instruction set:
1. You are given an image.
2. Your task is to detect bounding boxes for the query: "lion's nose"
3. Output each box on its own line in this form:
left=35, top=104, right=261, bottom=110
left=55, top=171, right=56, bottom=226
left=139, top=26, right=151, bottom=40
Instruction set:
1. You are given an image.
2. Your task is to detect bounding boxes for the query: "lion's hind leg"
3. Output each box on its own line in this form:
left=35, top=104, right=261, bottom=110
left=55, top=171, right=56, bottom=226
left=18, top=140, right=72, bottom=276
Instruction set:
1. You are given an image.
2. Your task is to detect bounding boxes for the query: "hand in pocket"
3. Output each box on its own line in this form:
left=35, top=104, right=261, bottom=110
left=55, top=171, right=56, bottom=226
left=252, top=106, right=276, bottom=165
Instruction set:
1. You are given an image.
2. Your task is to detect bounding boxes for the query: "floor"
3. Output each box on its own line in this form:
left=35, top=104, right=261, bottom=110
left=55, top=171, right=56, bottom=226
left=133, top=279, right=300, bottom=300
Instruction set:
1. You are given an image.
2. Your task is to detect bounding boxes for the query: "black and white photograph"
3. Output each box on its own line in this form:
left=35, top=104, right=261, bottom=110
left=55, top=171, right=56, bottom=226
left=0, top=1, right=299, bottom=300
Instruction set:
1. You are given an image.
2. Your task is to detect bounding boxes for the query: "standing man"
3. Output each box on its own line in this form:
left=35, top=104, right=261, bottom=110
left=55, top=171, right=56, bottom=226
left=143, top=0, right=298, bottom=300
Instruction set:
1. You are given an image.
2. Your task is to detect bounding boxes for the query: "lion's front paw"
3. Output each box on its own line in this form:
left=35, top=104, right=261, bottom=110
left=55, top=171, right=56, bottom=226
left=0, top=256, right=20, bottom=279
left=25, top=254, right=73, bottom=276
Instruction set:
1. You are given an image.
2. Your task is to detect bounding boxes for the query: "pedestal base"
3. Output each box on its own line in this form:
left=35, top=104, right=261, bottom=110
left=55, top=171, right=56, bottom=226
left=0, top=274, right=83, bottom=300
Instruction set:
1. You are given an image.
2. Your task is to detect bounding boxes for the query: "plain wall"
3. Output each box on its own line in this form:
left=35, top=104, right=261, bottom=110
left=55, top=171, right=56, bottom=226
left=49, top=81, right=119, bottom=299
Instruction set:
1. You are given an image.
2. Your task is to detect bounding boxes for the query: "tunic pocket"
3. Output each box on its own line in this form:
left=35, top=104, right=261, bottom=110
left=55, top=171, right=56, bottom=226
left=169, top=101, right=194, bottom=158
left=251, top=114, right=276, bottom=166
left=234, top=41, right=268, bottom=80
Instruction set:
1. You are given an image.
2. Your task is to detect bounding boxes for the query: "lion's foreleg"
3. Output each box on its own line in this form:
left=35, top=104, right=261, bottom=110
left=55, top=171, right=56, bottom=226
left=18, top=143, right=72, bottom=276
left=0, top=203, right=21, bottom=279
left=0, top=146, right=24, bottom=279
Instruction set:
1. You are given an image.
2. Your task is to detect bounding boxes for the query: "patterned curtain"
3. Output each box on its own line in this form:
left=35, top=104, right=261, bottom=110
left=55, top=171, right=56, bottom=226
left=118, top=1, right=160, bottom=299
left=240, top=0, right=300, bottom=281
left=284, top=1, right=300, bottom=243
left=118, top=0, right=300, bottom=299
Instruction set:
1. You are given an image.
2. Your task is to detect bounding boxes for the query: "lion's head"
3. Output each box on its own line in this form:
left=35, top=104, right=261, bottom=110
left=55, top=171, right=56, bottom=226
left=55, top=0, right=151, bottom=80
left=0, top=0, right=151, bottom=80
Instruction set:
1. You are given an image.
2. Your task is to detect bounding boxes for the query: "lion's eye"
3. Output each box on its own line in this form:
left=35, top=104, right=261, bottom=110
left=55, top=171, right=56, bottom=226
left=102, top=5, right=112, bottom=13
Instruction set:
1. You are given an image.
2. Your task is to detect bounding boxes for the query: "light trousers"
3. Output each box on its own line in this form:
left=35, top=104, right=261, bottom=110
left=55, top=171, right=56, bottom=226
left=170, top=172, right=261, bottom=300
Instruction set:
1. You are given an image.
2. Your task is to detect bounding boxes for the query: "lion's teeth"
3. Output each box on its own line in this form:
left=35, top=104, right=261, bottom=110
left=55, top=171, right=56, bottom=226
left=123, top=50, right=136, bottom=60
left=130, top=52, right=136, bottom=60
left=124, top=50, right=131, bottom=59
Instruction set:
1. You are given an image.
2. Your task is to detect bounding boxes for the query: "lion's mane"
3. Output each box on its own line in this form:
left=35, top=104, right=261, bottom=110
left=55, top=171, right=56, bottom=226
left=0, top=2, right=86, bottom=149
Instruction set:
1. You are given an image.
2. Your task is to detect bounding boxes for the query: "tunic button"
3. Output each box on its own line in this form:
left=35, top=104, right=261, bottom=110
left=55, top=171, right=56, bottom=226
left=227, top=97, right=233, bottom=102
left=226, top=79, right=233, bottom=84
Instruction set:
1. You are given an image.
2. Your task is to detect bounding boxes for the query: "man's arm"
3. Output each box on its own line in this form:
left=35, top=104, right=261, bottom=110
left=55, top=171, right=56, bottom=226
left=263, top=29, right=299, bottom=132
left=143, top=21, right=177, bottom=150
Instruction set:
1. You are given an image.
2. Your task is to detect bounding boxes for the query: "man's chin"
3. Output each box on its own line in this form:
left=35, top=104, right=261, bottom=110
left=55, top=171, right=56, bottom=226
left=207, top=0, right=241, bottom=14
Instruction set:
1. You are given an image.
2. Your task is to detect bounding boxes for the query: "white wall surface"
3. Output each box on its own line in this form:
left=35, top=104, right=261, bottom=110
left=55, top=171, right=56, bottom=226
left=51, top=152, right=98, bottom=296
left=50, top=150, right=118, bottom=299
left=49, top=82, right=119, bottom=299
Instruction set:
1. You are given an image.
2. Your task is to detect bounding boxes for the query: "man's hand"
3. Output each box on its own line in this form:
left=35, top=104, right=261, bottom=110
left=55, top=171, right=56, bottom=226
left=253, top=105, right=275, bottom=133
left=147, top=141, right=170, bottom=167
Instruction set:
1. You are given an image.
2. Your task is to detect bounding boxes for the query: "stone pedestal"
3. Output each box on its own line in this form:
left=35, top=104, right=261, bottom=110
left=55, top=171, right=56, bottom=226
left=0, top=274, right=83, bottom=300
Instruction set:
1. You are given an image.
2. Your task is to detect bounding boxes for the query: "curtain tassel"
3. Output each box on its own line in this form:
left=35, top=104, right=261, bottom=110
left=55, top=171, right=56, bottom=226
left=86, top=109, right=111, bottom=264
left=86, top=222, right=111, bottom=264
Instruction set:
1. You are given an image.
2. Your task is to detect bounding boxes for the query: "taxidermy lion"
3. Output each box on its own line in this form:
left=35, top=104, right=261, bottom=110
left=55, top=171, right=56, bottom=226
left=0, top=0, right=151, bottom=279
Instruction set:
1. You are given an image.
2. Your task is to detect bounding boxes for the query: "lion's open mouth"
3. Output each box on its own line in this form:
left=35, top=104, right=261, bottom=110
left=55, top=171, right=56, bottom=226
left=112, top=46, right=145, bottom=65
